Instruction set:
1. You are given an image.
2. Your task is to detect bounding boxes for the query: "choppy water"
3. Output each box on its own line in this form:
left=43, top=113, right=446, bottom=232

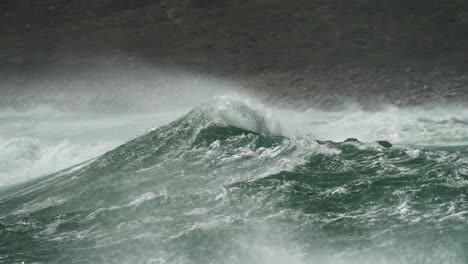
left=0, top=99, right=467, bottom=263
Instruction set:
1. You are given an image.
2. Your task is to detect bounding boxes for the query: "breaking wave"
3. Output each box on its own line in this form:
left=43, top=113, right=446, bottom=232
left=0, top=99, right=467, bottom=263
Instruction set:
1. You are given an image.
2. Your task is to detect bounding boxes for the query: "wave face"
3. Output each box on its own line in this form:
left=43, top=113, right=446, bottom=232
left=0, top=99, right=467, bottom=264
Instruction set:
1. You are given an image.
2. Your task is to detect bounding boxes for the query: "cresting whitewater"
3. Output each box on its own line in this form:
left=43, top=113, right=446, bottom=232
left=0, top=98, right=468, bottom=264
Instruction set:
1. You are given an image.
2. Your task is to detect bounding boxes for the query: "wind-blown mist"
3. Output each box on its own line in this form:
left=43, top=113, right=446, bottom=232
left=0, top=62, right=246, bottom=112
left=0, top=73, right=467, bottom=263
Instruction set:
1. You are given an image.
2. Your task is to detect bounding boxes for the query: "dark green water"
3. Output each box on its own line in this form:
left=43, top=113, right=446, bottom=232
left=1, top=100, right=467, bottom=264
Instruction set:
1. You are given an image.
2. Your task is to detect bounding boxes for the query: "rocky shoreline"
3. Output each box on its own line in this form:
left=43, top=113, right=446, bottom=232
left=1, top=0, right=468, bottom=110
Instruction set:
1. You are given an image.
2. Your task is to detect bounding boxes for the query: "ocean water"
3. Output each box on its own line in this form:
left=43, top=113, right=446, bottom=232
left=0, top=98, right=467, bottom=263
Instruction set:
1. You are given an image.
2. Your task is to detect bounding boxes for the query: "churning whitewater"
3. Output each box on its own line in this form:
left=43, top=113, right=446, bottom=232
left=0, top=99, right=467, bottom=264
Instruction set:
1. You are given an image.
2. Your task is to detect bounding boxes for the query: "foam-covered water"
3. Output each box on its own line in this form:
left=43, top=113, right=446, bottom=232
left=0, top=98, right=467, bottom=263
left=0, top=106, right=181, bottom=186
left=272, top=104, right=468, bottom=146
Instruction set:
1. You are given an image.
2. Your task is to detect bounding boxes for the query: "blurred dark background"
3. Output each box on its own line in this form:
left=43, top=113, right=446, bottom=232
left=1, top=0, right=468, bottom=110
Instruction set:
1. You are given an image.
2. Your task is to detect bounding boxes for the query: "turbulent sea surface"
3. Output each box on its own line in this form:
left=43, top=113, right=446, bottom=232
left=1, top=98, right=468, bottom=263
